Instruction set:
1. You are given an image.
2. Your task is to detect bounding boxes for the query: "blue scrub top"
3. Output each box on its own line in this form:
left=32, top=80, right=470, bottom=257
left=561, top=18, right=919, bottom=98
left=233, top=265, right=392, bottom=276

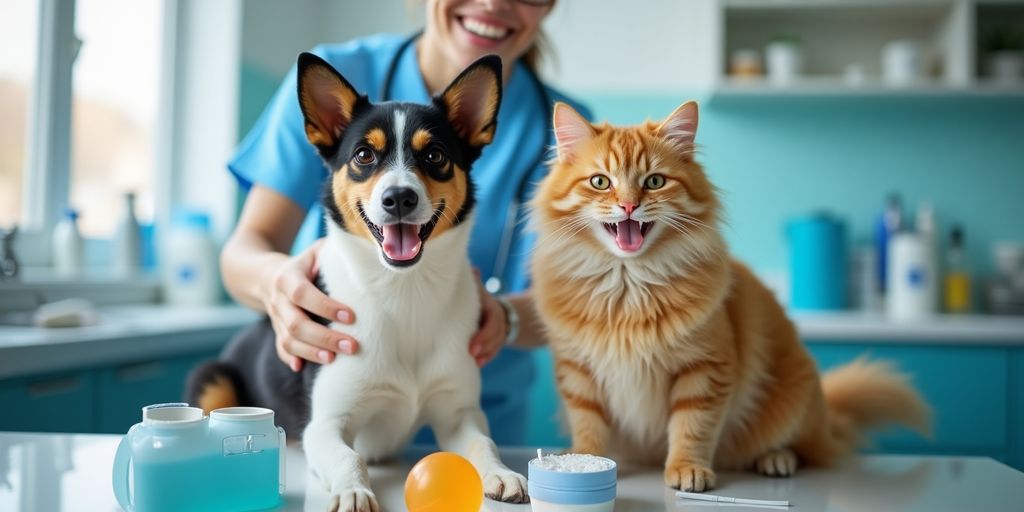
left=228, top=33, right=590, bottom=444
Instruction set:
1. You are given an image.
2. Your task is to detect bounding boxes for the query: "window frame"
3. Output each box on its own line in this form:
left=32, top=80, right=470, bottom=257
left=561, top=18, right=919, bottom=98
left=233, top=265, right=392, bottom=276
left=13, top=0, right=239, bottom=274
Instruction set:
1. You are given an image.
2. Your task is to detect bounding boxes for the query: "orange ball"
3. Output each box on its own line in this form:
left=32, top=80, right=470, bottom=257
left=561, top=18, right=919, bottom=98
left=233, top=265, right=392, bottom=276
left=404, top=452, right=483, bottom=512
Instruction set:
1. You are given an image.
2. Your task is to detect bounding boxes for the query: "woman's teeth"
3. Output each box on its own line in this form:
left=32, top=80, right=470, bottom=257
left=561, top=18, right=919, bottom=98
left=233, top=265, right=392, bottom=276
left=462, top=18, right=510, bottom=40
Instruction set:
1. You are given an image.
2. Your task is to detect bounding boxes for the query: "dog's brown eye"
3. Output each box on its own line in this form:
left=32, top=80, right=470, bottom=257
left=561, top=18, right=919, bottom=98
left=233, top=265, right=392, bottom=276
left=590, top=174, right=611, bottom=190
left=353, top=147, right=375, bottom=165
left=644, top=174, right=666, bottom=190
left=425, top=148, right=446, bottom=165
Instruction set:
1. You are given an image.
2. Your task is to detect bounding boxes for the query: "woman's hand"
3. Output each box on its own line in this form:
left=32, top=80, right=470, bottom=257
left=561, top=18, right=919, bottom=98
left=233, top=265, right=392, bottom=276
left=468, top=270, right=510, bottom=367
left=263, top=239, right=360, bottom=372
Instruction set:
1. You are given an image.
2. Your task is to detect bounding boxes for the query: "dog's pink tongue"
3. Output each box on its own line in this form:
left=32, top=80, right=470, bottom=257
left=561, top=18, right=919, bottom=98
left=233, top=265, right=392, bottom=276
left=382, top=224, right=421, bottom=261
left=615, top=219, right=644, bottom=252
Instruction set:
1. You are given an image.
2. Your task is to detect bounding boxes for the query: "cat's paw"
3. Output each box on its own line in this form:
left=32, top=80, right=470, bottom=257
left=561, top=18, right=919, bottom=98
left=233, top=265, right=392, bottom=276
left=327, top=485, right=379, bottom=512
left=755, top=448, right=798, bottom=477
left=483, top=468, right=529, bottom=503
left=665, top=461, right=716, bottom=492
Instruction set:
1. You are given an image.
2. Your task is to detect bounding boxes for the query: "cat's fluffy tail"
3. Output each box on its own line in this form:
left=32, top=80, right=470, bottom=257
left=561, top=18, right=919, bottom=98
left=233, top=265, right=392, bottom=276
left=805, top=357, right=931, bottom=465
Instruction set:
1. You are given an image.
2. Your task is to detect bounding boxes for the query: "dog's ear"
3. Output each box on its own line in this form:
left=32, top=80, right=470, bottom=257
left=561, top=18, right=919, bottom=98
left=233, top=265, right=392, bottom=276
left=437, top=55, right=502, bottom=148
left=297, top=52, right=361, bottom=155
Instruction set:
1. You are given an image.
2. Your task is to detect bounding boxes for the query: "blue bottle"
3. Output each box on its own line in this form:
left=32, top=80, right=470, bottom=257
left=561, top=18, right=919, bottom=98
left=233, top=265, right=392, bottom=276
left=875, top=194, right=903, bottom=294
left=112, top=403, right=285, bottom=512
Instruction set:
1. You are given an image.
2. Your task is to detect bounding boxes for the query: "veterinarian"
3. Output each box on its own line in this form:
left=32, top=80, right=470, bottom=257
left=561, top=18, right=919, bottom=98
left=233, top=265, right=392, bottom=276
left=220, top=0, right=590, bottom=444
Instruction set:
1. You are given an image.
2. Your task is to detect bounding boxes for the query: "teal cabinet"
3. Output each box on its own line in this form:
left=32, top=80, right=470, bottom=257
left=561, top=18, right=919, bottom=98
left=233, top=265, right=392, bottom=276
left=527, top=342, right=1024, bottom=470
left=0, top=371, right=96, bottom=433
left=807, top=343, right=1010, bottom=459
left=96, top=351, right=217, bottom=434
left=1012, top=351, right=1024, bottom=470
left=0, top=350, right=219, bottom=434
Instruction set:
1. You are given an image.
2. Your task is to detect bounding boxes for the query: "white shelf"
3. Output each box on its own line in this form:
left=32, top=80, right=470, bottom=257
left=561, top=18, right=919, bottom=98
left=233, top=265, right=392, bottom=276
left=792, top=311, right=1024, bottom=343
left=712, top=76, right=1024, bottom=96
left=716, top=0, right=1022, bottom=96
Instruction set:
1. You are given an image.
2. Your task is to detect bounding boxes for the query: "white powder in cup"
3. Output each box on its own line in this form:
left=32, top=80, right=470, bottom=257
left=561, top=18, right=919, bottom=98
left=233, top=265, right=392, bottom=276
left=532, top=453, right=614, bottom=473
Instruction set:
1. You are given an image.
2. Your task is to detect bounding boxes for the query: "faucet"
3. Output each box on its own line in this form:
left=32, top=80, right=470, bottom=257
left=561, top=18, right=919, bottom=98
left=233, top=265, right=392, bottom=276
left=0, top=226, right=19, bottom=280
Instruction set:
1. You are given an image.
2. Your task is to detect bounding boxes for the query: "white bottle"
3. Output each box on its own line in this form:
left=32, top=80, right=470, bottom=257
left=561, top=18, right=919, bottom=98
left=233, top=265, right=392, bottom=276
left=887, top=232, right=937, bottom=320
left=162, top=209, right=219, bottom=306
left=114, top=192, right=141, bottom=277
left=915, top=202, right=938, bottom=309
left=53, top=208, right=84, bottom=277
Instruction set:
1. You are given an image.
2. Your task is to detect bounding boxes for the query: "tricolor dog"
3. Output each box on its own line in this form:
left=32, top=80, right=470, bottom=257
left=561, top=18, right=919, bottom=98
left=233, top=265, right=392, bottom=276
left=188, top=53, right=528, bottom=512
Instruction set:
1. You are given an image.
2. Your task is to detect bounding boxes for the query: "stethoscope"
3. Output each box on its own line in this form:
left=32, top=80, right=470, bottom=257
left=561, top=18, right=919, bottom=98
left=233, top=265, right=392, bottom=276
left=382, top=32, right=552, bottom=294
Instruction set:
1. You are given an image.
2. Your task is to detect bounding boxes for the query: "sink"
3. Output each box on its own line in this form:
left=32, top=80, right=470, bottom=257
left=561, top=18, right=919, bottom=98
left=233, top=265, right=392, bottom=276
left=0, top=311, right=35, bottom=327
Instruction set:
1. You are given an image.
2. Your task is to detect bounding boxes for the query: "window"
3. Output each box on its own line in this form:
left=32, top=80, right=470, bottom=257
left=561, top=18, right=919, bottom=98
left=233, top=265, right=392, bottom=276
left=0, top=0, right=40, bottom=229
left=2, top=0, right=240, bottom=272
left=71, top=0, right=161, bottom=236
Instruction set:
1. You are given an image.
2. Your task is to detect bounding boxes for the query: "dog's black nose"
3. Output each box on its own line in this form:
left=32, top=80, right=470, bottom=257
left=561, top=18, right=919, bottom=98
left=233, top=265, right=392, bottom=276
left=381, top=187, right=418, bottom=218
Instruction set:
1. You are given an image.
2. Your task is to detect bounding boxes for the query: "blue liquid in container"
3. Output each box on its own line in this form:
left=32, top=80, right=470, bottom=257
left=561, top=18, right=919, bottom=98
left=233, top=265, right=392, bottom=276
left=133, top=449, right=279, bottom=512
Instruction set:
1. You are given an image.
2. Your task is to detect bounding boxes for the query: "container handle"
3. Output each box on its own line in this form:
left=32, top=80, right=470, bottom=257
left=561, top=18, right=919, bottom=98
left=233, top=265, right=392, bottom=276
left=277, top=426, right=287, bottom=494
left=112, top=430, right=134, bottom=511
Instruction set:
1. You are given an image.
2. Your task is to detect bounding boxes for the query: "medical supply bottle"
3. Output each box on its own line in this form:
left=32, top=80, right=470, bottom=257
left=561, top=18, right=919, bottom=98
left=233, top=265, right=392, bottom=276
left=875, top=194, right=903, bottom=294
left=162, top=209, right=220, bottom=305
left=944, top=226, right=971, bottom=313
left=53, top=208, right=83, bottom=277
left=114, top=192, right=141, bottom=277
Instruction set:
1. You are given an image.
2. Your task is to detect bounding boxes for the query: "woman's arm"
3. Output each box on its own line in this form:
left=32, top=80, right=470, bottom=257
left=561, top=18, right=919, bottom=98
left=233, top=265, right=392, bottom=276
left=468, top=284, right=549, bottom=367
left=506, top=290, right=547, bottom=349
left=222, top=185, right=359, bottom=371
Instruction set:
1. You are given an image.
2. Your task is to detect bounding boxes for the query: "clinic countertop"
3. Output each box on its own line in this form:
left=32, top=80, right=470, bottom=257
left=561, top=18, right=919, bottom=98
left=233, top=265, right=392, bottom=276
left=1, top=432, right=1022, bottom=511
left=1, top=304, right=1022, bottom=380
left=0, top=305, right=259, bottom=379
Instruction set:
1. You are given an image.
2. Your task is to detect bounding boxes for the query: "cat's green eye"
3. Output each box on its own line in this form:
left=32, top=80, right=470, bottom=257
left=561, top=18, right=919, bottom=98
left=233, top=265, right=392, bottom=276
left=644, top=174, right=666, bottom=190
left=590, top=174, right=611, bottom=190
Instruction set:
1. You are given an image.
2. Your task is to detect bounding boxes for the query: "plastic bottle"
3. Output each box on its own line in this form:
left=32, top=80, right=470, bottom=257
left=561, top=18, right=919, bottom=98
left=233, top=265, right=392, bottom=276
left=162, top=209, right=220, bottom=306
left=915, top=202, right=938, bottom=309
left=874, top=194, right=903, bottom=295
left=944, top=226, right=971, bottom=313
left=887, top=232, right=937, bottom=320
left=114, top=192, right=141, bottom=277
left=53, top=208, right=84, bottom=277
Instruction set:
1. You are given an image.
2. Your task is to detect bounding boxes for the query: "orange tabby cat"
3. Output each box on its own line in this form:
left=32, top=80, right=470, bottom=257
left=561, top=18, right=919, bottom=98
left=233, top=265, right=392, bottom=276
left=529, top=101, right=931, bottom=492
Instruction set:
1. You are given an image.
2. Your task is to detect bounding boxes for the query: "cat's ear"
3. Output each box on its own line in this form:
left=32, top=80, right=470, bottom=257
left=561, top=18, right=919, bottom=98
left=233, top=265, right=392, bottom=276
left=439, top=54, right=503, bottom=148
left=553, top=102, right=593, bottom=163
left=657, top=100, right=699, bottom=155
left=297, top=52, right=362, bottom=154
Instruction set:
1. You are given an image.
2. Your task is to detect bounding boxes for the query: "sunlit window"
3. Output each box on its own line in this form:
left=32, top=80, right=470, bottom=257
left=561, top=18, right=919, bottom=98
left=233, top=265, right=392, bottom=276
left=70, top=0, right=161, bottom=236
left=0, top=1, right=40, bottom=230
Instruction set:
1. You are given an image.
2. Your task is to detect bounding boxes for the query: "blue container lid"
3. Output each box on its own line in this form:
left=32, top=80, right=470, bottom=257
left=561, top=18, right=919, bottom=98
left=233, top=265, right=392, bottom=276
left=172, top=209, right=211, bottom=232
left=62, top=207, right=79, bottom=221
left=528, top=455, right=617, bottom=505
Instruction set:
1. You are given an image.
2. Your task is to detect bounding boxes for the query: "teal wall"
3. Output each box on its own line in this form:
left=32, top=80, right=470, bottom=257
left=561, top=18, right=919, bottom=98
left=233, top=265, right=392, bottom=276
left=583, top=93, right=1024, bottom=278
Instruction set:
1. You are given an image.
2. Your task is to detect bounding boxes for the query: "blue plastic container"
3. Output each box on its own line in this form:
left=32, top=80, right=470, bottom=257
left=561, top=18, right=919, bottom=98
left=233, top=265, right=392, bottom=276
left=112, top=403, right=285, bottom=512
left=528, top=455, right=617, bottom=512
left=786, top=213, right=848, bottom=311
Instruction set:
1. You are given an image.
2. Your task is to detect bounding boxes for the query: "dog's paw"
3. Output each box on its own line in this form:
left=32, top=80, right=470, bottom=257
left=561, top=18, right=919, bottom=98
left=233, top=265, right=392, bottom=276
left=483, top=468, right=529, bottom=504
left=665, top=461, right=716, bottom=492
left=755, top=448, right=798, bottom=477
left=327, top=486, right=379, bottom=512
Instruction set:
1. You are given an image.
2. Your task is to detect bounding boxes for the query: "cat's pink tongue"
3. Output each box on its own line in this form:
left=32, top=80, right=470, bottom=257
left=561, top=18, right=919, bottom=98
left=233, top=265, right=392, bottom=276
left=615, top=219, right=644, bottom=252
left=381, top=224, right=421, bottom=261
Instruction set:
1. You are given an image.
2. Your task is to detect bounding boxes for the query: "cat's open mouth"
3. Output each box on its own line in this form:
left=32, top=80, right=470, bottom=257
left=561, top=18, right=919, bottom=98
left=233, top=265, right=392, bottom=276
left=603, top=219, right=654, bottom=253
